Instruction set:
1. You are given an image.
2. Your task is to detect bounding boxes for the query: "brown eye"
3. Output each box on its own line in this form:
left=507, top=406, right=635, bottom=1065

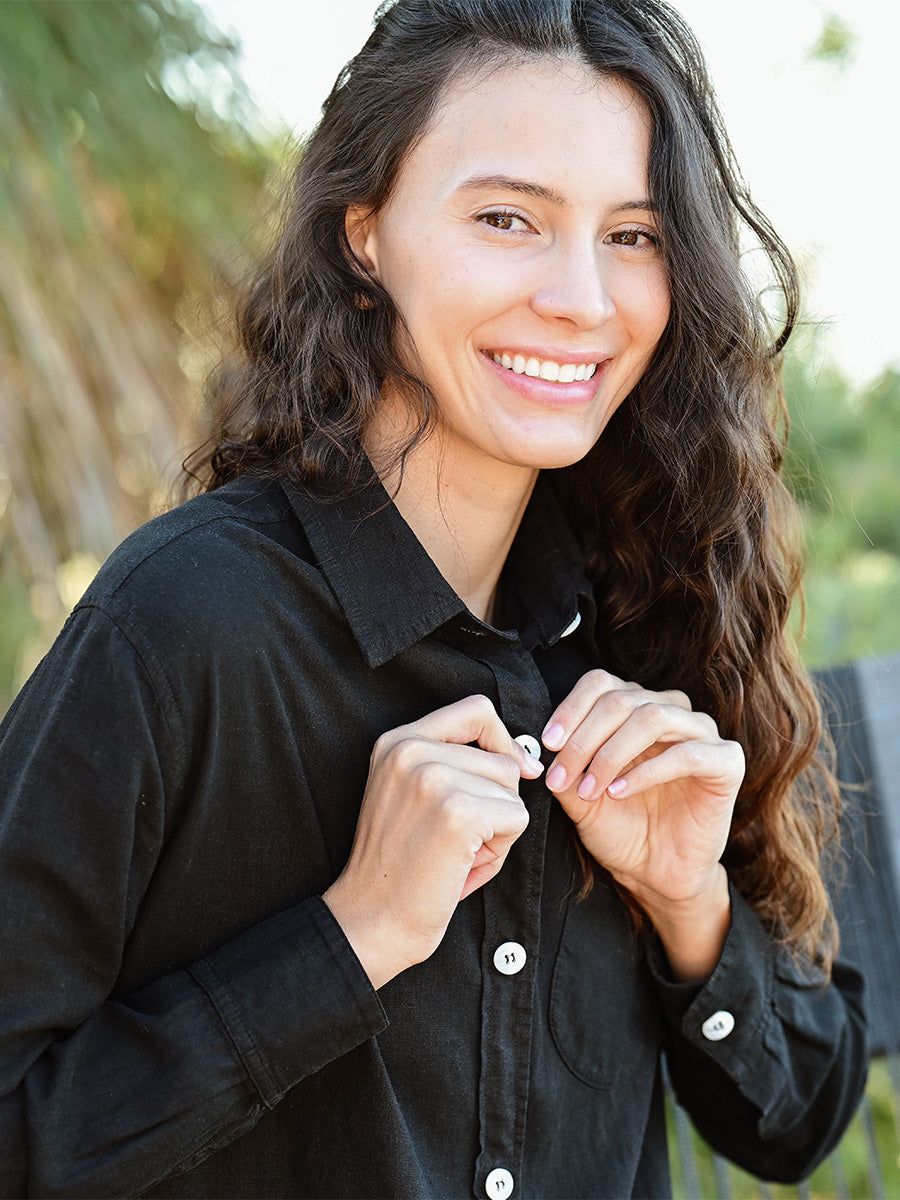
left=609, top=229, right=659, bottom=248
left=479, top=210, right=525, bottom=232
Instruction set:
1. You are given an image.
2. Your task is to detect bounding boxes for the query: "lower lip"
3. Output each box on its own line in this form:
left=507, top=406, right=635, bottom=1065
left=482, top=353, right=608, bottom=406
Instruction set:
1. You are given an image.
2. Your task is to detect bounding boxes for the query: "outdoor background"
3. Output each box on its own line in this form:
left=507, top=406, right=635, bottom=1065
left=0, top=4, right=898, bottom=1195
left=1, top=0, right=898, bottom=720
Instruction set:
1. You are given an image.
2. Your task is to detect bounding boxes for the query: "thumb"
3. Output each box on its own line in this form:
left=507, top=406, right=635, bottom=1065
left=412, top=694, right=544, bottom=780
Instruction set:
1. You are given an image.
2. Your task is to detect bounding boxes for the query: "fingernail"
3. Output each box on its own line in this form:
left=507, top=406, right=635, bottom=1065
left=577, top=774, right=597, bottom=801
left=522, top=753, right=544, bottom=777
left=607, top=777, right=627, bottom=797
left=546, top=764, right=567, bottom=791
left=542, top=722, right=566, bottom=750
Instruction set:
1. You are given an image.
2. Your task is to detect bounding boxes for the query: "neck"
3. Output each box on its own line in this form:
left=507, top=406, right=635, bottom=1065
left=364, top=411, right=537, bottom=624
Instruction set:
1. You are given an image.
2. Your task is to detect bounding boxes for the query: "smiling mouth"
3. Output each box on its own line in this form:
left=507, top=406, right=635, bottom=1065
left=490, top=352, right=598, bottom=382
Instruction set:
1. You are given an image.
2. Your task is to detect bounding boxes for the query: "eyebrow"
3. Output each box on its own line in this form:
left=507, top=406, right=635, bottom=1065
left=456, top=173, right=657, bottom=213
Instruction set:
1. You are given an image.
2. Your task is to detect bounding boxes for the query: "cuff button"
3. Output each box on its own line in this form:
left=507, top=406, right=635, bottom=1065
left=701, top=1010, right=735, bottom=1041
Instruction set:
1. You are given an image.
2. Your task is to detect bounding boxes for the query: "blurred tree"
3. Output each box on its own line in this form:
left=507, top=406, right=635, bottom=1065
left=0, top=0, right=275, bottom=709
left=784, top=348, right=900, bottom=666
left=808, top=11, right=857, bottom=68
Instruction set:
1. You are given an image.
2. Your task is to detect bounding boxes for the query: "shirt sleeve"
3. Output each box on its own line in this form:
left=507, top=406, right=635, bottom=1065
left=646, top=881, right=867, bottom=1183
left=0, top=606, right=387, bottom=1199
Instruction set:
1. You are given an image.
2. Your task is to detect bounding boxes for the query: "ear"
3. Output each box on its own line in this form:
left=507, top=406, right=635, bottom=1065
left=345, top=205, right=380, bottom=276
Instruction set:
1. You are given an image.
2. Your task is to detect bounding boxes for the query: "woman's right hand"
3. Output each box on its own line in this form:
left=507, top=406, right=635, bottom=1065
left=323, top=694, right=540, bottom=989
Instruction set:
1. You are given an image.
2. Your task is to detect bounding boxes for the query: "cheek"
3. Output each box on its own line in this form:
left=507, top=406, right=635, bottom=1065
left=625, top=273, right=670, bottom=353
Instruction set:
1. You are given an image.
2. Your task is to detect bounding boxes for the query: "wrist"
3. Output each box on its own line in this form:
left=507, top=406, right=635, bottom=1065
left=323, top=879, right=413, bottom=991
left=632, top=865, right=731, bottom=983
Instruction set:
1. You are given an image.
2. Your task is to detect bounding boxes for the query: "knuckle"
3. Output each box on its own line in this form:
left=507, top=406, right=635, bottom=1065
left=606, top=688, right=637, bottom=716
left=562, top=735, right=590, bottom=763
left=634, top=700, right=665, bottom=727
left=588, top=746, right=617, bottom=776
left=407, top=759, right=438, bottom=793
left=682, top=741, right=707, bottom=769
left=372, top=728, right=398, bottom=758
left=724, top=738, right=746, bottom=763
left=436, top=789, right=471, bottom=828
left=585, top=668, right=614, bottom=692
left=695, top=712, right=719, bottom=738
left=511, top=802, right=531, bottom=833
left=497, top=752, right=521, bottom=785
left=389, top=735, right=426, bottom=773
left=467, top=693, right=496, bottom=718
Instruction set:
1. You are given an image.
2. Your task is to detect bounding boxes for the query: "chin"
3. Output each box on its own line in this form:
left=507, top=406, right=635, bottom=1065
left=513, top=431, right=605, bottom=472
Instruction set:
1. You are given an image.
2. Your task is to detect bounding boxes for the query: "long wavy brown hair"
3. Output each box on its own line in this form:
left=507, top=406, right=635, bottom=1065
left=188, top=0, right=838, bottom=969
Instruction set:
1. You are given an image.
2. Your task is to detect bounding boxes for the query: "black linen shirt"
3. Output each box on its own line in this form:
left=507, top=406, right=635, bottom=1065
left=0, top=472, right=866, bottom=1199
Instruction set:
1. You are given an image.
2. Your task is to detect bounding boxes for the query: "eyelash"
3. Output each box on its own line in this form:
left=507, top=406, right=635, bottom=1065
left=477, top=208, right=530, bottom=232
left=476, top=210, right=660, bottom=248
left=609, top=228, right=660, bottom=248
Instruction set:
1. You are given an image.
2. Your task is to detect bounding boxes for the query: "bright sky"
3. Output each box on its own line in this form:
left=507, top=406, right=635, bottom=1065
left=203, top=0, right=899, bottom=385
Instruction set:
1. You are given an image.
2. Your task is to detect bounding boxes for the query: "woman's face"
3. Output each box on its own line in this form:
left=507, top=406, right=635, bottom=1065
left=348, top=57, right=670, bottom=479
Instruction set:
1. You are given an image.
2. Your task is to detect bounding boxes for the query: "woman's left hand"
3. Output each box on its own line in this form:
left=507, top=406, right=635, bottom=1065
left=542, top=669, right=745, bottom=976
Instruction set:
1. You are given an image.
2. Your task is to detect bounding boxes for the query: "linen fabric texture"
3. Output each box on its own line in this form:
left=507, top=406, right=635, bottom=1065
left=0, top=473, right=866, bottom=1198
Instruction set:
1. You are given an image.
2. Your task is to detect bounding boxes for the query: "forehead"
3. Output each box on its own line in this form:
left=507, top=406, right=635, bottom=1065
left=392, top=56, right=653, bottom=204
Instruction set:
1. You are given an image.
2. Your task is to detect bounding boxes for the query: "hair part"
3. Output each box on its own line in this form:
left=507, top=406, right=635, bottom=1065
left=186, top=0, right=838, bottom=970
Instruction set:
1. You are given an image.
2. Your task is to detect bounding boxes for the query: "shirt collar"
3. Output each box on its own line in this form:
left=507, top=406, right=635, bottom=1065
left=283, top=469, right=592, bottom=669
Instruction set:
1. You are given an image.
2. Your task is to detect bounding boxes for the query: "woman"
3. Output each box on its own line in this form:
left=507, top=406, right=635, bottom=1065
left=0, top=1, right=866, bottom=1197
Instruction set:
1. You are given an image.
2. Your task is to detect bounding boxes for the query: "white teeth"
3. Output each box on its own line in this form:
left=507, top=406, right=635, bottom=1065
left=491, top=352, right=599, bottom=382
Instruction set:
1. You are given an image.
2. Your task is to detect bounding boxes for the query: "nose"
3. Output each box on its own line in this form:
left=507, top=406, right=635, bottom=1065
left=530, top=240, right=615, bottom=330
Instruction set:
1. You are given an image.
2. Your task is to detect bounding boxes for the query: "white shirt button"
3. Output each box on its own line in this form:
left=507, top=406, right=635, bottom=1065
left=514, top=733, right=541, bottom=760
left=701, top=1010, right=735, bottom=1041
left=485, top=1167, right=515, bottom=1198
left=560, top=611, right=582, bottom=637
left=493, top=941, right=526, bottom=975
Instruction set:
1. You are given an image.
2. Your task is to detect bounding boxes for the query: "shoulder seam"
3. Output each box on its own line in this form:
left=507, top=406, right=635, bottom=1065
left=72, top=602, right=189, bottom=774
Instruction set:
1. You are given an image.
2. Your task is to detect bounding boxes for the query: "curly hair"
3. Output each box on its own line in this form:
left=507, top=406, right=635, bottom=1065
left=188, top=0, right=838, bottom=969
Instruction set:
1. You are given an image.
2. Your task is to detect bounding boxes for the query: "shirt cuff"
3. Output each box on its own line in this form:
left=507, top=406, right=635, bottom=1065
left=645, top=882, right=777, bottom=1103
left=190, top=895, right=388, bottom=1108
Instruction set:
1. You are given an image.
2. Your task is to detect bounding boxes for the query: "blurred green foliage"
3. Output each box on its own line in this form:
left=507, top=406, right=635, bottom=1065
left=0, top=0, right=278, bottom=712
left=0, top=0, right=266, bottom=246
left=808, top=11, right=857, bottom=68
left=785, top=351, right=900, bottom=667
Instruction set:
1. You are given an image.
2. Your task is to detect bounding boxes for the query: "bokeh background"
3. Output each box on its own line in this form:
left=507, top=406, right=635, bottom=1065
left=1, top=0, right=898, bottom=719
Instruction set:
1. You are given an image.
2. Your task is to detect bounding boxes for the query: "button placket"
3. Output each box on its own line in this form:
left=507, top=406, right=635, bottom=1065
left=473, top=645, right=551, bottom=1200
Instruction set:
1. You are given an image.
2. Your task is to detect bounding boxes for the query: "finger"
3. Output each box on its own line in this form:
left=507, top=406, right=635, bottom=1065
left=542, top=670, right=691, bottom=753
left=402, top=742, right=525, bottom=793
left=453, top=787, right=531, bottom=899
left=401, top=694, right=544, bottom=778
left=602, top=738, right=745, bottom=802
left=545, top=693, right=713, bottom=796
left=460, top=833, right=515, bottom=900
